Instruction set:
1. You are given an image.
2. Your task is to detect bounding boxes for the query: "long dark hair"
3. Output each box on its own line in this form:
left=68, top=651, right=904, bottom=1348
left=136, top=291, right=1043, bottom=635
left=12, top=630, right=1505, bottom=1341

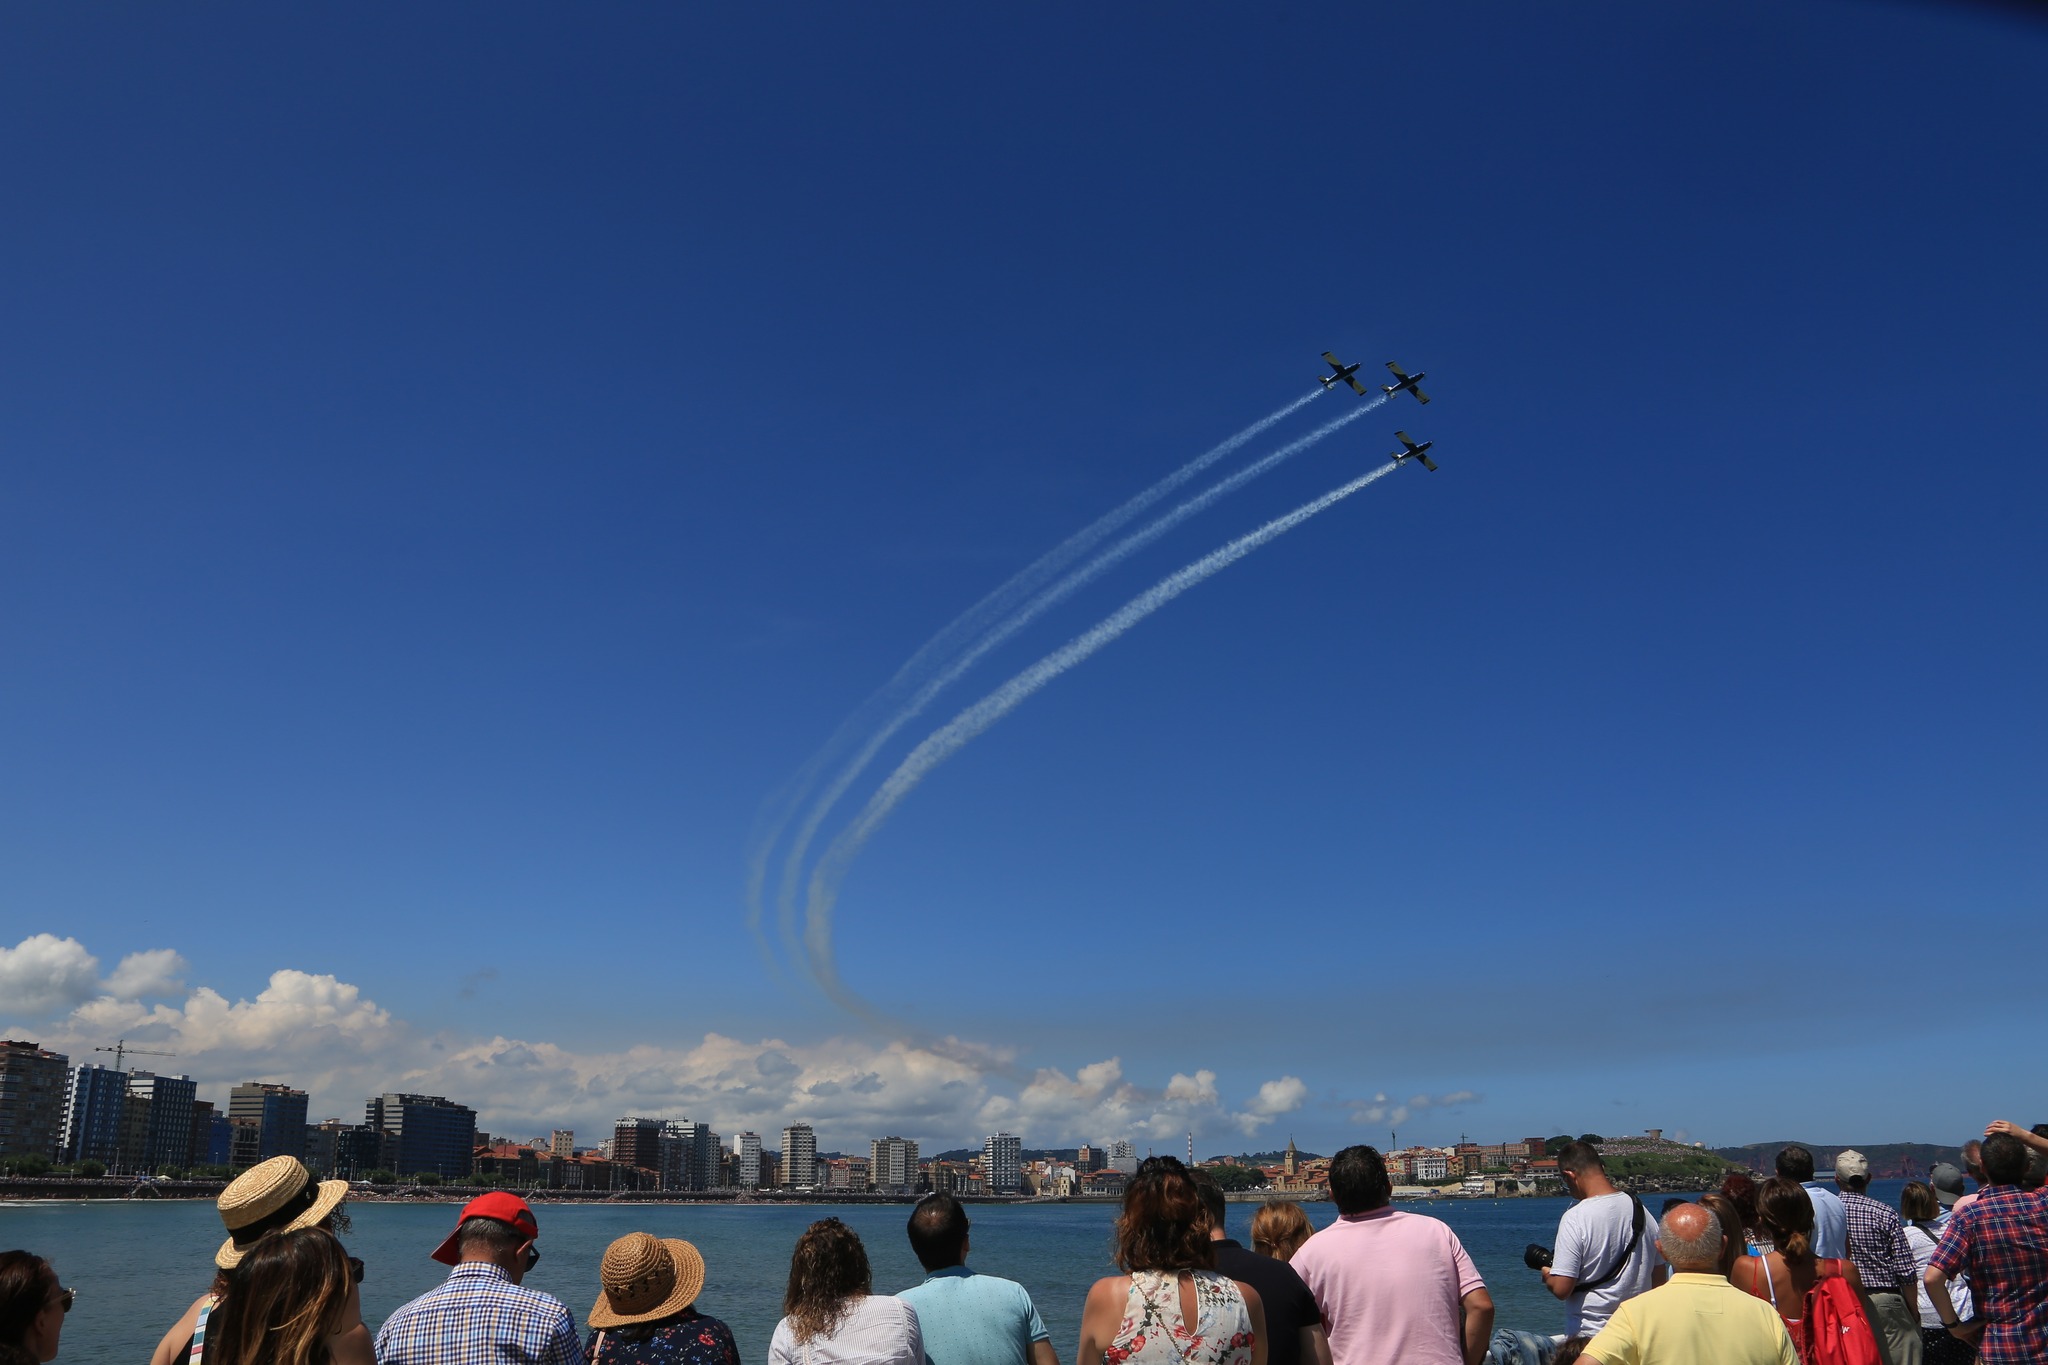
left=0, top=1252, right=57, bottom=1365
left=1756, top=1177, right=1814, bottom=1265
left=1116, top=1157, right=1215, bottom=1273
left=207, top=1228, right=351, bottom=1365
left=782, top=1219, right=871, bottom=1345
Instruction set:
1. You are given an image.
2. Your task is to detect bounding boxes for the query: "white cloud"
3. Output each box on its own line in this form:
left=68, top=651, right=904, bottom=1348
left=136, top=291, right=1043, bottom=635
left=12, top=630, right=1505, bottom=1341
left=1230, top=1075, right=1311, bottom=1134
left=106, top=949, right=189, bottom=1000
left=2, top=936, right=1446, bottom=1153
left=1347, top=1088, right=1482, bottom=1130
left=0, top=934, right=102, bottom=1017
left=1247, top=1075, right=1309, bottom=1117
left=1165, top=1070, right=1220, bottom=1105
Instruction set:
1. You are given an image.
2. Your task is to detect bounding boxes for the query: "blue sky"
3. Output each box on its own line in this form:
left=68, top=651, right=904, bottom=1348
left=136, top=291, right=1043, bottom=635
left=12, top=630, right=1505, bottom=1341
left=3, top=1, right=2044, bottom=1156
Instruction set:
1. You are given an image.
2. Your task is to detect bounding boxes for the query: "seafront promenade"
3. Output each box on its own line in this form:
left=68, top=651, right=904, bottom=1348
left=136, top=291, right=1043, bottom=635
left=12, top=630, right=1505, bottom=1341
left=0, top=1172, right=1698, bottom=1204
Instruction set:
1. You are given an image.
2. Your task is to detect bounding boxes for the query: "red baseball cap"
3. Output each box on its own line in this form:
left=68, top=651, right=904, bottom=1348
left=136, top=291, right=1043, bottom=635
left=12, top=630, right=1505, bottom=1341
left=431, top=1191, right=540, bottom=1265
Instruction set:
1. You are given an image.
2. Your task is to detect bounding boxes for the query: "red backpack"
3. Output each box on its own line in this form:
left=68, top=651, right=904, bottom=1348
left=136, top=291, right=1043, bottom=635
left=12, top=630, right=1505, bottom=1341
left=1801, top=1261, right=1883, bottom=1365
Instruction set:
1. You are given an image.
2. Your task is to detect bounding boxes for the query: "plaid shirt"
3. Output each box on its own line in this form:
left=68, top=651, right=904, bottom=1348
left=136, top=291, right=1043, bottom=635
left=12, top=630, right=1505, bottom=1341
left=1928, top=1185, right=2048, bottom=1365
left=376, top=1263, right=587, bottom=1365
left=1840, top=1190, right=1915, bottom=1291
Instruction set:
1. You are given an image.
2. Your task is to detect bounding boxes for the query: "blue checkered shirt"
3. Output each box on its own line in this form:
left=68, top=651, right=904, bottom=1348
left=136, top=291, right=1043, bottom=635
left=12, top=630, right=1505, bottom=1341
left=1841, top=1189, right=1916, bottom=1292
left=376, top=1263, right=586, bottom=1365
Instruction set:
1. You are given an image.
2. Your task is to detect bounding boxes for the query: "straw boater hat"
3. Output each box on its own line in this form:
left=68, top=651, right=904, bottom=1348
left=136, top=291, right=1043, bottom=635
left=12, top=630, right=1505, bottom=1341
left=215, top=1155, right=350, bottom=1269
left=588, top=1232, right=706, bottom=1330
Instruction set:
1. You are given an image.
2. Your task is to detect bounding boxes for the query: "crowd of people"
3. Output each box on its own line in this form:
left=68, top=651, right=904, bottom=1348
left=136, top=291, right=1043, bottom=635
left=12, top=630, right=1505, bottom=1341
left=3, top=1122, right=2044, bottom=1365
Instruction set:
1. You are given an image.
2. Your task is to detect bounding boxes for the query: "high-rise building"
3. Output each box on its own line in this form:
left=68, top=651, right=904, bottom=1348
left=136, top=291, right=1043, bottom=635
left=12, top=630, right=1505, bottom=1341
left=1107, top=1140, right=1137, bottom=1176
left=0, top=1041, right=69, bottom=1161
left=199, top=1106, right=233, bottom=1166
left=656, top=1120, right=717, bottom=1190
left=550, top=1130, right=575, bottom=1159
left=61, top=1064, right=129, bottom=1166
left=127, top=1072, right=197, bottom=1171
left=700, top=1129, right=722, bottom=1189
left=230, top=1084, right=309, bottom=1163
left=365, top=1093, right=476, bottom=1180
left=870, top=1136, right=920, bottom=1193
left=306, top=1118, right=379, bottom=1178
left=983, top=1132, right=1022, bottom=1193
left=614, top=1118, right=663, bottom=1177
left=187, top=1100, right=216, bottom=1167
left=117, top=1088, right=152, bottom=1172
left=781, top=1123, right=817, bottom=1188
left=736, top=1132, right=762, bottom=1189
left=1075, top=1144, right=1102, bottom=1173
left=228, top=1119, right=264, bottom=1170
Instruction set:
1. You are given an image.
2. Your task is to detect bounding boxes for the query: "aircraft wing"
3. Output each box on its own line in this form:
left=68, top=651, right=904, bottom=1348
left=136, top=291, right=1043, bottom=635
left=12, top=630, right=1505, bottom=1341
left=1418, top=453, right=1439, bottom=471
left=1323, top=351, right=1345, bottom=367
left=1344, top=375, right=1368, bottom=395
left=1384, top=361, right=1410, bottom=379
left=1411, top=384, right=1431, bottom=404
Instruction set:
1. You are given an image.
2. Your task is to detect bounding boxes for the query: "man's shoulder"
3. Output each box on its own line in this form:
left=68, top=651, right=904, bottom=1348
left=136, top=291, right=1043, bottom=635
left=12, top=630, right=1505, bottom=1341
left=906, top=1268, right=1030, bottom=1294
left=387, top=1273, right=569, bottom=1323
left=1214, top=1243, right=1308, bottom=1288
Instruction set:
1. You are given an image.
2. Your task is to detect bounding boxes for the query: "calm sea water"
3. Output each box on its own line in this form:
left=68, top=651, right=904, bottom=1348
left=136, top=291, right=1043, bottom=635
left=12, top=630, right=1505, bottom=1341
left=1, top=1183, right=1915, bottom=1365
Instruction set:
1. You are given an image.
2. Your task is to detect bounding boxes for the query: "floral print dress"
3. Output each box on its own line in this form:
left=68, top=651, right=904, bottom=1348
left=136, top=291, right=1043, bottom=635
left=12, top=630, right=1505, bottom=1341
left=1105, top=1271, right=1253, bottom=1365
left=586, top=1311, right=742, bottom=1365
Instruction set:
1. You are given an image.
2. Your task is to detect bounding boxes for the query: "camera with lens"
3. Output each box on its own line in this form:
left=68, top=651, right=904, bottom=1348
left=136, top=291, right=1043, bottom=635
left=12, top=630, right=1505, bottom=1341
left=1523, top=1243, right=1554, bottom=1271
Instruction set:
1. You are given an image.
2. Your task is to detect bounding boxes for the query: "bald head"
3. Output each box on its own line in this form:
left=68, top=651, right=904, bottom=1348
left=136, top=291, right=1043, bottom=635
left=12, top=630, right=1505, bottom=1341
left=1656, top=1202, right=1725, bottom=1273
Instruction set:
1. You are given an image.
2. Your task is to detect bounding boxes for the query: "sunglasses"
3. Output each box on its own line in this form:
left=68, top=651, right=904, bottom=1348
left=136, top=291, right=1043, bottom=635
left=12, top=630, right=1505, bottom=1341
left=50, top=1289, right=76, bottom=1314
left=521, top=1245, right=541, bottom=1273
left=348, top=1257, right=365, bottom=1285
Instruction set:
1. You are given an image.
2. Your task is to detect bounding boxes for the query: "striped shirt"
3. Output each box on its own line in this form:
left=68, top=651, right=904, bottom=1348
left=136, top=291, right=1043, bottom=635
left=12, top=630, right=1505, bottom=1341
left=376, top=1263, right=586, bottom=1365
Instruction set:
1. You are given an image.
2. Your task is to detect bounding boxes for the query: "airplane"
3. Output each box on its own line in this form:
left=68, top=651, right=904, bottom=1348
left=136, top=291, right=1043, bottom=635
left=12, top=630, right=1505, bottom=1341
left=1320, top=351, right=1370, bottom=396
left=1382, top=361, right=1430, bottom=404
left=1390, top=430, right=1439, bottom=472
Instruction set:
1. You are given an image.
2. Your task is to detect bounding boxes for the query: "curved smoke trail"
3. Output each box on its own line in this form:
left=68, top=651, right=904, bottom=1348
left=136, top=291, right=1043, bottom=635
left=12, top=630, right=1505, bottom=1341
left=802, top=457, right=1409, bottom=1010
left=745, top=387, right=1326, bottom=968
left=769, top=394, right=1389, bottom=974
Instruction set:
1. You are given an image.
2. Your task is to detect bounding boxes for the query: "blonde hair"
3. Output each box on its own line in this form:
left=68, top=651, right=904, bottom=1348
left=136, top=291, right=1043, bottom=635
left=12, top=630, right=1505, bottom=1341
left=1250, top=1201, right=1314, bottom=1261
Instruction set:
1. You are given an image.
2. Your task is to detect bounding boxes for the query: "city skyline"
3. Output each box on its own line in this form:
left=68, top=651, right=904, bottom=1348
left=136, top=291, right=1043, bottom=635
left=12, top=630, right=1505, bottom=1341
left=4, top=5, right=2044, bottom=1154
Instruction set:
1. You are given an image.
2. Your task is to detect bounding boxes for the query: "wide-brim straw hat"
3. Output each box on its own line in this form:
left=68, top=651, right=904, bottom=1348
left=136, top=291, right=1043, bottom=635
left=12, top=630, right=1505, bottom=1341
left=588, top=1232, right=705, bottom=1329
left=215, top=1155, right=350, bottom=1269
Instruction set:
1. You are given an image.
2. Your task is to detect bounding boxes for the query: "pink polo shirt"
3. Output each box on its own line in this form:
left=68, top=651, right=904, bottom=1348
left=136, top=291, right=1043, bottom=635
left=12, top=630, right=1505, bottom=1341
left=1287, top=1207, right=1486, bottom=1365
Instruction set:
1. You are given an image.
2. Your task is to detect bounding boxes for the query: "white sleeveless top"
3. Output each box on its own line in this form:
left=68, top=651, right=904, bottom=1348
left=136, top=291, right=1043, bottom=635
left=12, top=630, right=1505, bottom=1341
left=1106, top=1271, right=1253, bottom=1365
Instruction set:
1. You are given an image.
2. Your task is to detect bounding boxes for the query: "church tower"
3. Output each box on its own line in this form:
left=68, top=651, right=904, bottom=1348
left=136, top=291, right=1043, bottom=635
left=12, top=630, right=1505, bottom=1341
left=1283, top=1135, right=1298, bottom=1178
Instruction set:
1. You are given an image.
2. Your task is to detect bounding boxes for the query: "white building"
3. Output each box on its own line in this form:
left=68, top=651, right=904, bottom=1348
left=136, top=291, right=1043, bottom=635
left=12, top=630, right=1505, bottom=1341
left=1107, top=1139, right=1138, bottom=1177
left=736, top=1131, right=762, bottom=1189
left=871, top=1135, right=920, bottom=1193
left=984, top=1131, right=1022, bottom=1193
left=782, top=1123, right=818, bottom=1188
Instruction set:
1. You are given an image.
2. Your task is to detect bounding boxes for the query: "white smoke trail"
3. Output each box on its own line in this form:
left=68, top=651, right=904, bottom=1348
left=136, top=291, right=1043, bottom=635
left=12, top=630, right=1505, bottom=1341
left=802, top=456, right=1409, bottom=1008
left=745, top=386, right=1327, bottom=966
left=770, top=393, right=1390, bottom=975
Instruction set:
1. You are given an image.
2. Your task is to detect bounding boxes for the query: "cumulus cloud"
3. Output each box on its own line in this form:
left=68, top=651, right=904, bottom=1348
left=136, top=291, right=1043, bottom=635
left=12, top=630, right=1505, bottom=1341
left=1346, top=1088, right=1482, bottom=1129
left=105, top=949, right=189, bottom=1000
left=0, top=934, right=102, bottom=1017
left=1247, top=1076, right=1309, bottom=1116
left=1, top=935, right=1428, bottom=1151
left=0, top=935, right=197, bottom=1021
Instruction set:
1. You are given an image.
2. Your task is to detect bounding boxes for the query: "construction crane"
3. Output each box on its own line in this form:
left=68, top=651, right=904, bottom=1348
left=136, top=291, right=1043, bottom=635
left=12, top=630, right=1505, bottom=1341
left=96, top=1039, right=176, bottom=1072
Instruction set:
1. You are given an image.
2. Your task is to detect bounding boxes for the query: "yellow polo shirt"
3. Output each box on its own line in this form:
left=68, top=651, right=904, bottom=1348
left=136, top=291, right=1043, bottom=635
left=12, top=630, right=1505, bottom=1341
left=1584, top=1273, right=1799, bottom=1365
